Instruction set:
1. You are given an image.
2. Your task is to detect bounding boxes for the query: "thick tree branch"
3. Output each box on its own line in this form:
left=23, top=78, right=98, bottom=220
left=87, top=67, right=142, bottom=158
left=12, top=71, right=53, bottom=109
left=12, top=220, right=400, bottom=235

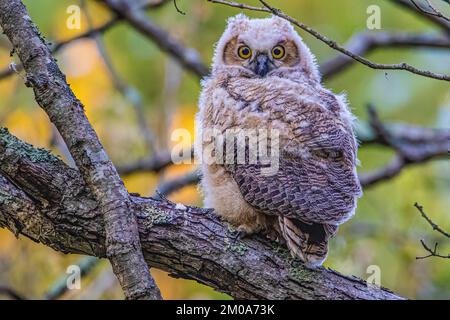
left=0, top=0, right=160, bottom=299
left=0, top=130, right=404, bottom=299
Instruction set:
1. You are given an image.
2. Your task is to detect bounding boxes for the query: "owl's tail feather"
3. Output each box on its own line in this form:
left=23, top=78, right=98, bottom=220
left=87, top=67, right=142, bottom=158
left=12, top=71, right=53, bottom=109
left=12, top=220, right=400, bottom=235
left=278, top=217, right=338, bottom=267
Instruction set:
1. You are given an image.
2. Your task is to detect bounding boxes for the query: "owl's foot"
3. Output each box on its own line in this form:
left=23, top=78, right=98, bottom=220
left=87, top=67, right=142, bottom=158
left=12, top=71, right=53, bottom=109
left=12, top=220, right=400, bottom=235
left=262, top=228, right=281, bottom=243
left=231, top=228, right=250, bottom=244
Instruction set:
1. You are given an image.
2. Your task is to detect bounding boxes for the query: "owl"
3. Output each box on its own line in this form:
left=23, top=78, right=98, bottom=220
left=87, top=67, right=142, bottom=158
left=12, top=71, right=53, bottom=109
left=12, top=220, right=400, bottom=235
left=195, top=14, right=362, bottom=266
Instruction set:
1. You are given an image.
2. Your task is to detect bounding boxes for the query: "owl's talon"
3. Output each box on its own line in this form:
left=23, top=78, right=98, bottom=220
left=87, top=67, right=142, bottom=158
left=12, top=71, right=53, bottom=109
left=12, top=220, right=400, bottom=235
left=232, top=230, right=248, bottom=244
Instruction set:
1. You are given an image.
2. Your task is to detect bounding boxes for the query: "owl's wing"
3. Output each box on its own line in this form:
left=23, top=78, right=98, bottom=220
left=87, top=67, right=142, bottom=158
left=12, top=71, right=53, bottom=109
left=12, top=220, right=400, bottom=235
left=224, top=110, right=361, bottom=226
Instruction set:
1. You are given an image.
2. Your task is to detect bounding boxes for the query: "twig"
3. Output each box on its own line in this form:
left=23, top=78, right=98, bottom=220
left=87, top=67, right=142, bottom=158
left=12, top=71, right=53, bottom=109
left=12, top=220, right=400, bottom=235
left=414, top=202, right=450, bottom=238
left=173, top=0, right=186, bottom=15
left=410, top=0, right=450, bottom=22
left=414, top=203, right=449, bottom=259
left=117, top=150, right=176, bottom=175
left=208, top=0, right=450, bottom=81
left=416, top=240, right=450, bottom=259
left=321, top=31, right=450, bottom=80
left=389, top=0, right=450, bottom=33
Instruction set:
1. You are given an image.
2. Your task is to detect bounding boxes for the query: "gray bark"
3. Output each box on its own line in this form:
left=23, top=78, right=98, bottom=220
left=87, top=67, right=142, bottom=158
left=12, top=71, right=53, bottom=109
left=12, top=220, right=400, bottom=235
left=0, top=0, right=160, bottom=299
left=0, top=128, right=404, bottom=300
left=0, top=0, right=410, bottom=300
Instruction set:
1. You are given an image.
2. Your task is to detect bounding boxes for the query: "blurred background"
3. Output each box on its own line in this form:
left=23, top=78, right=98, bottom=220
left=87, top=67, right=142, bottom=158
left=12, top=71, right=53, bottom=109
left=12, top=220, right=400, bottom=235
left=0, top=0, right=448, bottom=299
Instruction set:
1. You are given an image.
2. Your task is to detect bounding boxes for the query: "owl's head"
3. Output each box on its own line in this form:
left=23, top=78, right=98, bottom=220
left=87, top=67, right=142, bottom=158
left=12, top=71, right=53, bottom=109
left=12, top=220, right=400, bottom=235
left=212, top=14, right=319, bottom=81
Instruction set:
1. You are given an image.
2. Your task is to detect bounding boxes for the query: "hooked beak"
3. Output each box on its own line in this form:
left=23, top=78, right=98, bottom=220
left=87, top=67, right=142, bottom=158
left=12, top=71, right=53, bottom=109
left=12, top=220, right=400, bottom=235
left=251, top=54, right=273, bottom=77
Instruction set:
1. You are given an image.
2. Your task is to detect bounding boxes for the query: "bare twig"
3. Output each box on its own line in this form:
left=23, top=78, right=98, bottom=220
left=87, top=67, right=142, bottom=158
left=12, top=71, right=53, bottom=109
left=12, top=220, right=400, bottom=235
left=389, top=0, right=450, bottom=33
left=414, top=203, right=449, bottom=259
left=117, top=150, right=175, bottom=175
left=208, top=0, right=450, bottom=81
left=321, top=31, right=450, bottom=80
left=416, top=240, right=450, bottom=259
left=414, top=202, right=450, bottom=238
left=173, top=0, right=186, bottom=15
left=410, top=0, right=450, bottom=22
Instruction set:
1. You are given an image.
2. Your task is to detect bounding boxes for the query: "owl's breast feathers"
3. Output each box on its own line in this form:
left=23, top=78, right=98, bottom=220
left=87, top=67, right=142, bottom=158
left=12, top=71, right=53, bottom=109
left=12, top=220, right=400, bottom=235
left=199, top=74, right=361, bottom=266
left=201, top=74, right=361, bottom=225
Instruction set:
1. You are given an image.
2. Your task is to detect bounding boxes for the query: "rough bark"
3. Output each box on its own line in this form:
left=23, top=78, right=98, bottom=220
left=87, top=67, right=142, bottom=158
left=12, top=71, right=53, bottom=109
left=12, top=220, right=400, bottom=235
left=0, top=0, right=414, bottom=300
left=0, top=128, right=404, bottom=300
left=0, top=0, right=160, bottom=299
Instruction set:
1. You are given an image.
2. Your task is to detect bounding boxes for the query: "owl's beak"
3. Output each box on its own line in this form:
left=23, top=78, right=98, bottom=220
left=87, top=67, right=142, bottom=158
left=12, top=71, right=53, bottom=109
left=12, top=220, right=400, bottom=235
left=251, top=54, right=273, bottom=77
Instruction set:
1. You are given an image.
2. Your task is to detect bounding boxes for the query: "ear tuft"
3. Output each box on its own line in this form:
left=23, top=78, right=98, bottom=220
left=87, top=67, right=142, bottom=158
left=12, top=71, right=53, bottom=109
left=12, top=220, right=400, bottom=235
left=270, top=15, right=293, bottom=32
left=226, top=13, right=249, bottom=32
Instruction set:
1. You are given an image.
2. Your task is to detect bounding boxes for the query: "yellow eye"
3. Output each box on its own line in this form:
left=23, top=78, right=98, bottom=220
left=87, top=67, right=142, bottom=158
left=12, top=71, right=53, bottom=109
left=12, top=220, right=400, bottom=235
left=271, top=45, right=285, bottom=59
left=237, top=46, right=252, bottom=59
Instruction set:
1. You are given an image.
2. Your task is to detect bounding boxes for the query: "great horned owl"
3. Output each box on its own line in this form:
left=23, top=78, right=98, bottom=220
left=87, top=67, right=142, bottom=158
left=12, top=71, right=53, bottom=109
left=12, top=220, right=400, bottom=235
left=195, top=14, right=362, bottom=266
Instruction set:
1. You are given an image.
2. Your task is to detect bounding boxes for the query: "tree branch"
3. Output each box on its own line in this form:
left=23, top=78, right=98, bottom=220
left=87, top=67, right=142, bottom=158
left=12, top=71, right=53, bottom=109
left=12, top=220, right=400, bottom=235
left=0, top=0, right=160, bottom=299
left=0, top=0, right=171, bottom=81
left=43, top=256, right=100, bottom=299
left=100, top=0, right=209, bottom=77
left=414, top=202, right=450, bottom=238
left=208, top=0, right=450, bottom=81
left=358, top=107, right=449, bottom=187
left=410, top=0, right=450, bottom=22
left=81, top=0, right=157, bottom=154
left=0, top=129, right=404, bottom=299
left=321, top=31, right=450, bottom=80
left=389, top=0, right=450, bottom=33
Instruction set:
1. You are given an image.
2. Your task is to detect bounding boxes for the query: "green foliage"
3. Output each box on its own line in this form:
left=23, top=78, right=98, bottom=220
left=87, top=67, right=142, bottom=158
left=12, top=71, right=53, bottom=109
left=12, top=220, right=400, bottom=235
left=0, top=0, right=448, bottom=300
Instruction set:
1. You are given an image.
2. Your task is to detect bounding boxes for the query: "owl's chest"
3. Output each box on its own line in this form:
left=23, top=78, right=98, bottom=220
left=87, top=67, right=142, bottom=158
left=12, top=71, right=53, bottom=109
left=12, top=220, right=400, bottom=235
left=205, top=85, right=301, bottom=141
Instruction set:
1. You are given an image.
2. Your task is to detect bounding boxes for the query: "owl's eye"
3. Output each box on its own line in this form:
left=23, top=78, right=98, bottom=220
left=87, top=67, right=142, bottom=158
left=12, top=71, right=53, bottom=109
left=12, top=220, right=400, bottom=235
left=271, top=45, right=285, bottom=59
left=237, top=46, right=252, bottom=59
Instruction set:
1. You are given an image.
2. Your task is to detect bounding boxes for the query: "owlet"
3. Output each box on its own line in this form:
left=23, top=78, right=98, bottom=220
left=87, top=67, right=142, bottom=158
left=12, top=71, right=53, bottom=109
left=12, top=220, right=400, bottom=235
left=195, top=14, right=361, bottom=266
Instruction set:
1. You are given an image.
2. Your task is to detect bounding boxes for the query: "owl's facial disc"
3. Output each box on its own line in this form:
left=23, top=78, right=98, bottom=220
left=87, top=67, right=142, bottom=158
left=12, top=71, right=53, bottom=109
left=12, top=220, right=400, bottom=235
left=249, top=53, right=275, bottom=77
